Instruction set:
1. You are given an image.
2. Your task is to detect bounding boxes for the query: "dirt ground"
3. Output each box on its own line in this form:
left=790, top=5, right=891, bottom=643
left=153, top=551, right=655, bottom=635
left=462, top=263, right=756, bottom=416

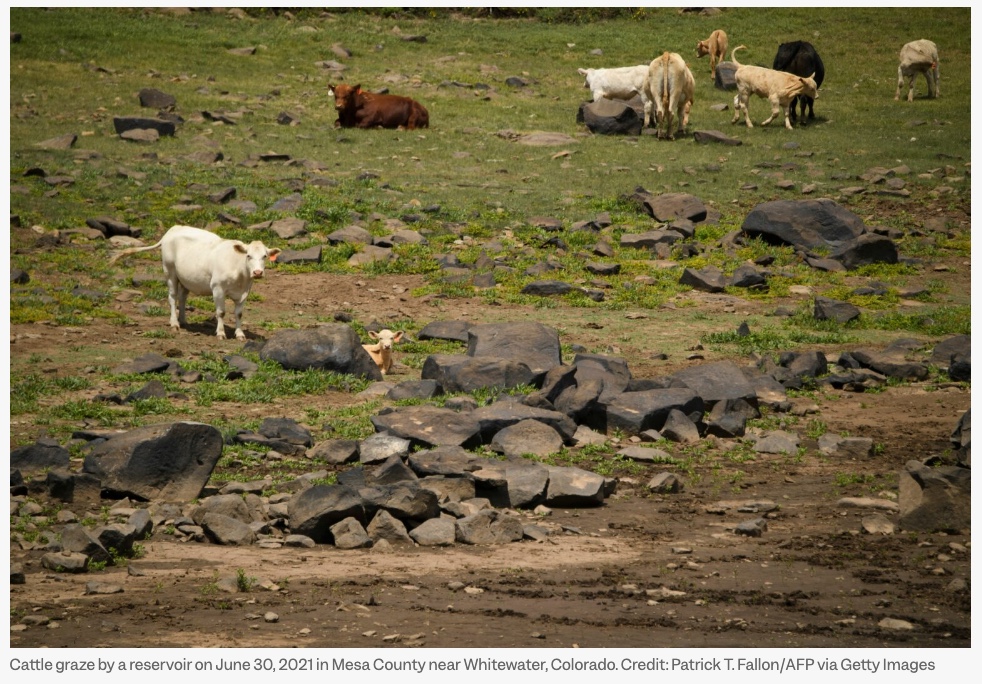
left=8, top=228, right=972, bottom=650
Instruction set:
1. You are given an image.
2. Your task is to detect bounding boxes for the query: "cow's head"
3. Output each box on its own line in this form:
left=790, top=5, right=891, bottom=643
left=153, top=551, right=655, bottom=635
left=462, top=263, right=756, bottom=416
left=800, top=73, right=819, bottom=99
left=234, top=241, right=281, bottom=279
left=576, top=68, right=592, bottom=89
left=696, top=39, right=710, bottom=57
left=368, top=329, right=404, bottom=350
left=329, top=83, right=359, bottom=111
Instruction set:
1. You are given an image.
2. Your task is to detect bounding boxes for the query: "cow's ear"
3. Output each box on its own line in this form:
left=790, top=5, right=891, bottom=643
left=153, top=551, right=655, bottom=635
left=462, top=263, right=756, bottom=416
left=353, top=84, right=362, bottom=92
left=368, top=331, right=380, bottom=340
left=268, top=248, right=281, bottom=261
left=393, top=331, right=404, bottom=343
left=233, top=243, right=248, bottom=254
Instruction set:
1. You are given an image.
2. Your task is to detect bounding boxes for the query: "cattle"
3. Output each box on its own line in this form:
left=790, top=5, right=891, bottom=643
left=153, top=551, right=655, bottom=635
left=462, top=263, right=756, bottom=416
left=895, top=39, right=939, bottom=102
left=696, top=29, right=729, bottom=80
left=327, top=83, right=429, bottom=130
left=730, top=45, right=819, bottom=130
left=110, top=225, right=280, bottom=341
left=362, top=329, right=404, bottom=375
left=772, top=40, right=826, bottom=124
left=577, top=65, right=649, bottom=102
left=643, top=52, right=695, bottom=140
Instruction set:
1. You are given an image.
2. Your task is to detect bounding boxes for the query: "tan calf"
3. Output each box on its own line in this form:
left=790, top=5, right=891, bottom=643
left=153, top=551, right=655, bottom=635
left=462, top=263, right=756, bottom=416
left=696, top=29, right=728, bottom=80
left=895, top=39, right=939, bottom=102
left=362, top=329, right=404, bottom=375
left=730, top=46, right=818, bottom=130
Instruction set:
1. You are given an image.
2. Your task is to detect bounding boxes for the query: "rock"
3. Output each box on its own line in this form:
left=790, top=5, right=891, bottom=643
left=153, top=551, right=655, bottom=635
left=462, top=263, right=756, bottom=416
left=521, top=280, right=575, bottom=297
left=647, top=472, right=684, bottom=493
left=368, top=456, right=418, bottom=486
left=741, top=199, right=866, bottom=251
left=113, top=117, right=176, bottom=137
left=679, top=265, right=726, bottom=293
left=861, top=514, right=895, bottom=535
left=409, top=517, right=456, bottom=546
left=490, top=419, right=563, bottom=458
left=61, top=524, right=112, bottom=565
left=713, top=61, right=738, bottom=90
left=729, top=264, right=766, bottom=288
left=931, top=335, right=970, bottom=368
left=814, top=296, right=860, bottom=324
left=111, top=353, right=173, bottom=375
left=837, top=497, right=900, bottom=512
left=201, top=512, right=256, bottom=545
left=734, top=518, right=768, bottom=537
left=704, top=398, right=754, bottom=438
left=366, top=510, right=414, bottom=547
left=898, top=461, right=970, bottom=532
left=818, top=434, right=874, bottom=458
left=358, top=432, right=412, bottom=465
left=455, top=510, right=524, bottom=544
left=578, top=98, right=643, bottom=136
left=951, top=410, right=970, bottom=467
left=466, top=322, right=561, bottom=377
left=370, top=406, right=482, bottom=449
left=693, top=129, right=742, bottom=145
left=417, top=320, right=472, bottom=343
left=472, top=401, right=576, bottom=444
left=327, top=224, right=373, bottom=245
left=275, top=245, right=322, bottom=265
left=603, top=388, right=703, bottom=435
left=636, top=192, right=708, bottom=223
left=329, top=517, right=372, bottom=549
left=307, top=439, right=360, bottom=465
left=878, top=618, right=915, bottom=631
left=753, top=430, right=800, bottom=454
left=543, top=466, right=606, bottom=507
left=82, top=422, right=223, bottom=501
left=674, top=361, right=759, bottom=407
left=191, top=494, right=254, bottom=525
left=11, top=439, right=71, bottom=474
left=830, top=234, right=900, bottom=269
left=421, top=354, right=535, bottom=394
left=260, top=325, right=382, bottom=380
left=418, top=475, right=475, bottom=503
left=657, top=409, right=701, bottom=443
left=290, top=485, right=367, bottom=543
left=37, top=133, right=78, bottom=150
left=138, top=88, right=176, bottom=109
left=270, top=217, right=307, bottom=239
left=386, top=379, right=442, bottom=401
left=470, top=460, right=550, bottom=509
left=41, top=552, right=89, bottom=573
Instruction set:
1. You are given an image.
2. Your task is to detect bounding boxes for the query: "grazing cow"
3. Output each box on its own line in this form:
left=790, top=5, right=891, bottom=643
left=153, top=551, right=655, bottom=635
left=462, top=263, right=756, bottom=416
left=110, top=225, right=280, bottom=340
left=730, top=45, right=819, bottom=130
left=895, top=39, right=939, bottom=102
left=327, top=83, right=429, bottom=130
left=643, top=52, right=695, bottom=139
left=696, top=29, right=729, bottom=80
left=577, top=65, right=649, bottom=102
left=362, top=329, right=404, bottom=375
left=772, top=40, right=826, bottom=124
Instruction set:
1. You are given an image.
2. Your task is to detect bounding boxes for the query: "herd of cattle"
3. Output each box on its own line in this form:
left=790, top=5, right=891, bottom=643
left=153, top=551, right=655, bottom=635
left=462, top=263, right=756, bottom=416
left=325, top=31, right=940, bottom=139
left=106, top=31, right=943, bottom=359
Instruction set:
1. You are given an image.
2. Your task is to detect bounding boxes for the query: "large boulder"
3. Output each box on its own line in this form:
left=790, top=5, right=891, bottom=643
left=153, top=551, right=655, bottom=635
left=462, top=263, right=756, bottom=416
left=11, top=438, right=71, bottom=474
left=421, top=354, right=536, bottom=393
left=288, top=484, right=367, bottom=543
left=898, top=461, right=970, bottom=533
left=370, top=406, right=483, bottom=449
left=82, top=422, right=223, bottom=501
left=260, top=325, right=382, bottom=380
left=741, top=199, right=866, bottom=251
left=672, top=361, right=759, bottom=408
left=472, top=400, right=577, bottom=444
left=601, top=388, right=703, bottom=435
left=830, top=234, right=900, bottom=269
left=578, top=98, right=643, bottom=136
left=470, top=460, right=551, bottom=508
left=466, top=322, right=562, bottom=377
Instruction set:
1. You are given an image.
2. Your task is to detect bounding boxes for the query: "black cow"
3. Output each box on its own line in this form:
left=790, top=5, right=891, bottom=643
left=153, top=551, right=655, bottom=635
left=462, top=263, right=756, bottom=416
left=772, top=41, right=825, bottom=124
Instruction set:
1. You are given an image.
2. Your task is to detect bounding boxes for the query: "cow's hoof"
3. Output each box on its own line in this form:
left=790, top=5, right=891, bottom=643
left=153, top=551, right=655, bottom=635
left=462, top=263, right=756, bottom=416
left=235, top=332, right=246, bottom=341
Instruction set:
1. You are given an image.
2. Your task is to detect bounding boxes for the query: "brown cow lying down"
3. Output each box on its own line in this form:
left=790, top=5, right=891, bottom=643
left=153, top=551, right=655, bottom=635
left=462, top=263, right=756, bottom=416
left=730, top=46, right=818, bottom=130
left=328, top=83, right=429, bottom=130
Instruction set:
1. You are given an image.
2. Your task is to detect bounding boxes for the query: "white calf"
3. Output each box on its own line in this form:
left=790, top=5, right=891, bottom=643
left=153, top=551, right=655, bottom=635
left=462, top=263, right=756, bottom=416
left=362, top=329, right=404, bottom=375
left=578, top=64, right=652, bottom=121
left=896, top=39, right=939, bottom=102
left=110, top=225, right=280, bottom=340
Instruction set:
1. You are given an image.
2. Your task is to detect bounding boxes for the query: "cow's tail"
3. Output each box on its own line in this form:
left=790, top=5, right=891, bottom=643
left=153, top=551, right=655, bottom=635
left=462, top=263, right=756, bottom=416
left=109, top=239, right=164, bottom=265
left=731, top=45, right=747, bottom=67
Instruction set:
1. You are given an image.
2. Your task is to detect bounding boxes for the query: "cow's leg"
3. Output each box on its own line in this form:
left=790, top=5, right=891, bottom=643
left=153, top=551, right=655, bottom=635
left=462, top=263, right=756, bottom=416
left=166, top=277, right=181, bottom=332
left=933, top=63, right=940, bottom=97
left=761, top=94, right=780, bottom=127
left=211, top=287, right=228, bottom=340
left=175, top=282, right=190, bottom=328
left=895, top=66, right=904, bottom=101
left=926, top=69, right=937, bottom=98
left=731, top=93, right=742, bottom=124
left=231, top=292, right=249, bottom=341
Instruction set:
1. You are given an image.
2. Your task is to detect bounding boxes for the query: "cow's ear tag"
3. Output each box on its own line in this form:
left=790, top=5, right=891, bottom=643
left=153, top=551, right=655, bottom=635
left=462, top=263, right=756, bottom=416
left=269, top=253, right=277, bottom=262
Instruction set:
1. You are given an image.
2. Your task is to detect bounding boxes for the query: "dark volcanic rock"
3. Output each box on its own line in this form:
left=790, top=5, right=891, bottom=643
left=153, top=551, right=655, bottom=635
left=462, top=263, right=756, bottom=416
left=814, top=296, right=860, bottom=324
left=421, top=354, right=536, bottom=394
left=260, top=325, right=382, bottom=380
left=578, top=98, right=643, bottom=136
left=82, top=422, right=223, bottom=501
left=741, top=199, right=866, bottom=250
left=466, top=322, right=562, bottom=377
left=370, top=406, right=483, bottom=449
left=11, top=439, right=71, bottom=473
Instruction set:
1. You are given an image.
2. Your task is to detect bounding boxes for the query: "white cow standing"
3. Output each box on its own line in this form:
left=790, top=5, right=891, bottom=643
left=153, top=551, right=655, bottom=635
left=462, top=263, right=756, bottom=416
left=110, top=225, right=281, bottom=340
left=895, top=39, right=939, bottom=102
